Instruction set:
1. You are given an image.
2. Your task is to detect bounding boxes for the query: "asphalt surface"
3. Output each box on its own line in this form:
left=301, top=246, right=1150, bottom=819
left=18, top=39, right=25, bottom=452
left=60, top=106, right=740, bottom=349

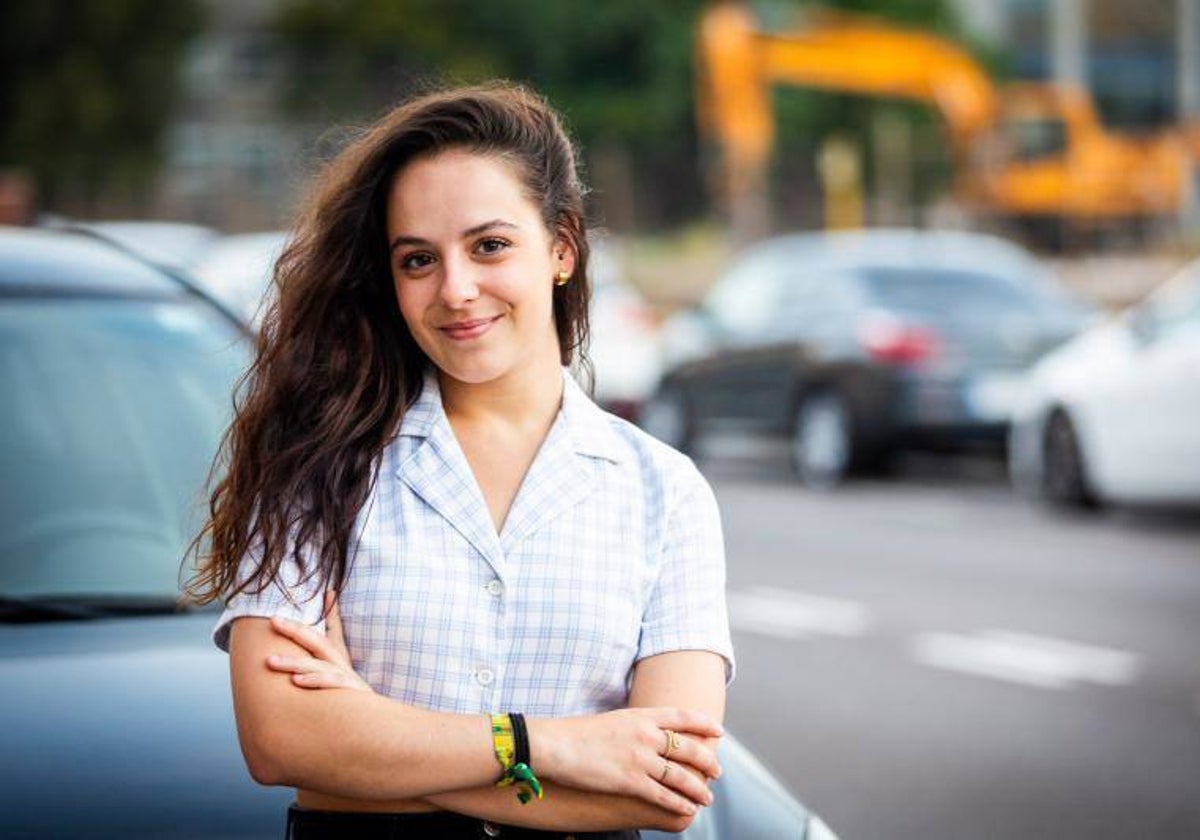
left=699, top=439, right=1200, bottom=840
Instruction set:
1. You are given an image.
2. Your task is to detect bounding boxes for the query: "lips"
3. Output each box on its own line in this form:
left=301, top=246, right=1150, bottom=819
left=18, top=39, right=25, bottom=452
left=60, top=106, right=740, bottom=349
left=438, top=314, right=503, bottom=340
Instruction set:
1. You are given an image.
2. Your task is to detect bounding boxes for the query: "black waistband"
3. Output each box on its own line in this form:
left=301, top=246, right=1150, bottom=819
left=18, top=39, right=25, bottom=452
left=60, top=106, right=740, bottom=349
left=285, top=804, right=641, bottom=840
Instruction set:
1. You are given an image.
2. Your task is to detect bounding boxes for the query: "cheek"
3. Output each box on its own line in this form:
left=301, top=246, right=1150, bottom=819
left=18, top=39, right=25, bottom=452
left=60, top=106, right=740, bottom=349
left=393, top=281, right=428, bottom=329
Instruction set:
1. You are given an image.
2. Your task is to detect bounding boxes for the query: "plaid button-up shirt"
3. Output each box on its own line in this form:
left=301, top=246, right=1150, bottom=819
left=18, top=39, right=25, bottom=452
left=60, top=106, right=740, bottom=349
left=214, top=367, right=733, bottom=716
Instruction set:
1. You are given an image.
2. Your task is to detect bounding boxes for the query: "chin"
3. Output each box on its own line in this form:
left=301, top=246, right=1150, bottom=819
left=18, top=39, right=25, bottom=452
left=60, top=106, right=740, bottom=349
left=431, top=354, right=515, bottom=386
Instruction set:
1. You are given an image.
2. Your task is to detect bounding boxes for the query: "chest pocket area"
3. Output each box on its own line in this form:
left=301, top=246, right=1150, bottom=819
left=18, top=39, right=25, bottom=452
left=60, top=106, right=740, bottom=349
left=512, top=510, right=646, bottom=693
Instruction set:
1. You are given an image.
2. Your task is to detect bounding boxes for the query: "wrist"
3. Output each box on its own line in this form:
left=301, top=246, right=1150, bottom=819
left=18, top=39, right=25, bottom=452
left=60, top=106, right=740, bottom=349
left=526, top=716, right=563, bottom=780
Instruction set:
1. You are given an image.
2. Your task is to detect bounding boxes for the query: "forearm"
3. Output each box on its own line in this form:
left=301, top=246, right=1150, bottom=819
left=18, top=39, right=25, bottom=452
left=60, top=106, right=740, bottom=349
left=424, top=784, right=690, bottom=834
left=232, top=618, right=499, bottom=799
left=242, top=689, right=500, bottom=799
left=238, top=616, right=723, bottom=816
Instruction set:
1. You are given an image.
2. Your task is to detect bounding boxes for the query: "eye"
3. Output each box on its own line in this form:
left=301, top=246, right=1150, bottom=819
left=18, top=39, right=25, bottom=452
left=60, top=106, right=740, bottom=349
left=398, top=251, right=436, bottom=273
left=474, top=237, right=512, bottom=257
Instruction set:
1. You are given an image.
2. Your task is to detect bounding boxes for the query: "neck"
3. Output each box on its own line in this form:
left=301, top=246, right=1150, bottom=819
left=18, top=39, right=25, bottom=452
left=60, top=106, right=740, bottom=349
left=438, top=351, right=565, bottom=433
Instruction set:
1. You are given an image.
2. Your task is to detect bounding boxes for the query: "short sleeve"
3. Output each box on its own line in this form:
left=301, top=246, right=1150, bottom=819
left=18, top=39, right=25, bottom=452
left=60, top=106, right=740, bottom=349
left=636, top=460, right=736, bottom=684
left=211, top=543, right=327, bottom=653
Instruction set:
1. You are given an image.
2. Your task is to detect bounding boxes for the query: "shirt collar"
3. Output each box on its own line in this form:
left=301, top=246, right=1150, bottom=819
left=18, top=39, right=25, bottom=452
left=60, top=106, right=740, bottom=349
left=397, top=366, right=625, bottom=465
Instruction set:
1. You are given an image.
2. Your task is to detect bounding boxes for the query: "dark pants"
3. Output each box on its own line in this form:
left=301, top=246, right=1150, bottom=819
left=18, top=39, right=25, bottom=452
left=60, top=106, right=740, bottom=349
left=285, top=805, right=642, bottom=840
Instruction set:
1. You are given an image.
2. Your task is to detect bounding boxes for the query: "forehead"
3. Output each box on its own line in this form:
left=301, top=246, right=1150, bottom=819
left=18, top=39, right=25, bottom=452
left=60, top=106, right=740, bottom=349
left=386, top=150, right=541, bottom=233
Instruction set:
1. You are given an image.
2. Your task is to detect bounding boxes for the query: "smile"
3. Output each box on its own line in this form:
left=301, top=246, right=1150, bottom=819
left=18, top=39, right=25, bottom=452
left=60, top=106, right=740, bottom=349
left=439, top=314, right=503, bottom=341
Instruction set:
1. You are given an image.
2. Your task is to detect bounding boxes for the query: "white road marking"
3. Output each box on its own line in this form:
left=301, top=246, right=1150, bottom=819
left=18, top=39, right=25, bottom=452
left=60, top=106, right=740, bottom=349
left=727, top=586, right=874, bottom=640
left=910, top=629, right=1141, bottom=690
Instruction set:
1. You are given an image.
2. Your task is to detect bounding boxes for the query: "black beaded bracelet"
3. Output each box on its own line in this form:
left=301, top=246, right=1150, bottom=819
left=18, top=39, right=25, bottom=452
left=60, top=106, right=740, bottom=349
left=510, top=712, right=531, bottom=769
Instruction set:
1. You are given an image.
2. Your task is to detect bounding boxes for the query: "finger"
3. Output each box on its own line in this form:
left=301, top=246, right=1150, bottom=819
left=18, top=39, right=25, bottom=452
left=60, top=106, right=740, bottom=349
left=671, top=734, right=722, bottom=780
left=265, top=652, right=329, bottom=676
left=266, top=654, right=363, bottom=691
left=638, top=775, right=700, bottom=818
left=290, top=669, right=360, bottom=690
left=653, top=708, right=724, bottom=739
left=323, top=591, right=352, bottom=661
left=269, top=615, right=343, bottom=664
left=656, top=759, right=714, bottom=808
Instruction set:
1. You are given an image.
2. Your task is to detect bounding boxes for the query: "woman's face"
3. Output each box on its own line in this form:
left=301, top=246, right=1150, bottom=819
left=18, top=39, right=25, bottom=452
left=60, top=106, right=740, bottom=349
left=386, top=149, right=574, bottom=386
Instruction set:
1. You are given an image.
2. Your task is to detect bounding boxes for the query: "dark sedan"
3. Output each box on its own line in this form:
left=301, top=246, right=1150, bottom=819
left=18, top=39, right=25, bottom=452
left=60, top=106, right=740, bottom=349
left=0, top=226, right=835, bottom=839
left=642, top=229, right=1087, bottom=486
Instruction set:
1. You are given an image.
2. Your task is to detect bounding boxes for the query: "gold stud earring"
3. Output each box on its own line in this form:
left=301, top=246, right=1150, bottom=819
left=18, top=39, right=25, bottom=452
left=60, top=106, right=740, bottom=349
left=555, top=269, right=571, bottom=286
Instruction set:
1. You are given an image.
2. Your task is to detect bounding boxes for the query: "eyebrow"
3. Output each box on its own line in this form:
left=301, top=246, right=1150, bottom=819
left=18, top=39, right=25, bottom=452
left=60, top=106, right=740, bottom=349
left=389, top=219, right=518, bottom=254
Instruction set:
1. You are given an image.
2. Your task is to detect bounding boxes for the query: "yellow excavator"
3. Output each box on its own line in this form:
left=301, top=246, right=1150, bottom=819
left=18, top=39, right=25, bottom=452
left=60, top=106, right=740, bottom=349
left=696, top=1, right=1192, bottom=242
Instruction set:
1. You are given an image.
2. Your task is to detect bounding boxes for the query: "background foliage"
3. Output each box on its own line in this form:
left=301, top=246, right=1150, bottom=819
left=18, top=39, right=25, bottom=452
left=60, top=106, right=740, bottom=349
left=0, top=0, right=203, bottom=212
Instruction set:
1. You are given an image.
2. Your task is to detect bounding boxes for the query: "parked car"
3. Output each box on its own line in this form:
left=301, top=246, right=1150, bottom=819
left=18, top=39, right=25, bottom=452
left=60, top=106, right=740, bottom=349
left=52, top=219, right=221, bottom=275
left=587, top=237, right=665, bottom=420
left=642, top=229, right=1087, bottom=486
left=1009, top=258, right=1200, bottom=509
left=0, top=226, right=835, bottom=839
left=191, top=230, right=290, bottom=328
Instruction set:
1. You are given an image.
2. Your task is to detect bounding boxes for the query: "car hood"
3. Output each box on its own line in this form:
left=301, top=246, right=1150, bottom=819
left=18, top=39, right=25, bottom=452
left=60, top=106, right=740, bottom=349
left=0, top=612, right=289, bottom=838
left=0, top=614, right=831, bottom=839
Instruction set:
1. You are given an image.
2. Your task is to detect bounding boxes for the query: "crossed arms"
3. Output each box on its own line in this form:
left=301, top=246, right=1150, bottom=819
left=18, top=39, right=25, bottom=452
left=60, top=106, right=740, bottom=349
left=228, top=602, right=727, bottom=833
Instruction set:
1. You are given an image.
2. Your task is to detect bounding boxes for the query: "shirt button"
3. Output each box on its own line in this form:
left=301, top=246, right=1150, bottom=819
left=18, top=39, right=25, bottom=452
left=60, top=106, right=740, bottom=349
left=482, top=821, right=502, bottom=837
left=486, top=579, right=504, bottom=597
left=476, top=667, right=495, bottom=686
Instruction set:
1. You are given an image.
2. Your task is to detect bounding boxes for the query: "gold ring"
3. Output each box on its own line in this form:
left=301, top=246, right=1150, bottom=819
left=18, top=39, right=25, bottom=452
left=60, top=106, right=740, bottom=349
left=658, top=760, right=671, bottom=783
left=666, top=729, right=681, bottom=756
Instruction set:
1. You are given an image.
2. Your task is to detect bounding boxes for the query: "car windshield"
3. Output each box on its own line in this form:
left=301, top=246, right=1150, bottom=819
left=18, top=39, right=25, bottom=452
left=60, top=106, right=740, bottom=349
left=0, top=298, right=247, bottom=601
left=860, top=267, right=1047, bottom=321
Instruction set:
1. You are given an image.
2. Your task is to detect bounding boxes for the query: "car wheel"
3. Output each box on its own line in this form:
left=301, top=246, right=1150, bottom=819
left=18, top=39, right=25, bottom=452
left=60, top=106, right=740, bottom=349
left=1042, top=410, right=1098, bottom=509
left=640, top=383, right=695, bottom=453
left=790, top=391, right=855, bottom=489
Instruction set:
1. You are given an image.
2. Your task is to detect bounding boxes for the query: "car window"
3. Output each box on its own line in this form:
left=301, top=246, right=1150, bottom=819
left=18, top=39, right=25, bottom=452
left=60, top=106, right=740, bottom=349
left=0, top=298, right=248, bottom=598
left=860, top=267, right=1043, bottom=321
left=767, top=270, right=857, bottom=331
left=705, top=253, right=790, bottom=335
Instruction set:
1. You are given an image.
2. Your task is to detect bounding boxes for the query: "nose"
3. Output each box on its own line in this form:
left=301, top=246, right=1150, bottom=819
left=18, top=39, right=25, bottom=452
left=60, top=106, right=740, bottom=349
left=438, top=254, right=480, bottom=308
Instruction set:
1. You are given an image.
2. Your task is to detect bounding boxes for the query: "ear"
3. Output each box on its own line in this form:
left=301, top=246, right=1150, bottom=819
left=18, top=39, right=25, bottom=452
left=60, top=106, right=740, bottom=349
left=553, top=235, right=578, bottom=278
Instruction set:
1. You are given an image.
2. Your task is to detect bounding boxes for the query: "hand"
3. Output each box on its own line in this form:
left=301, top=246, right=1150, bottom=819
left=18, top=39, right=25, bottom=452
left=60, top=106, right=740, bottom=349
left=264, top=591, right=373, bottom=693
left=529, top=708, right=723, bottom=817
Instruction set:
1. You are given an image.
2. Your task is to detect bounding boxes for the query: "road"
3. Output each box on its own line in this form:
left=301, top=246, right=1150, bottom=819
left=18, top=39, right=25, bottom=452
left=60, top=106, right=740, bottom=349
left=700, top=440, right=1200, bottom=840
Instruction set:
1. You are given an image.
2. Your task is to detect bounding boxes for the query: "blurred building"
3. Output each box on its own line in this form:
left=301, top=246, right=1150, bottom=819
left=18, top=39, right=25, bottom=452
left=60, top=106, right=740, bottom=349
left=156, top=0, right=310, bottom=231
left=954, top=0, right=1198, bottom=129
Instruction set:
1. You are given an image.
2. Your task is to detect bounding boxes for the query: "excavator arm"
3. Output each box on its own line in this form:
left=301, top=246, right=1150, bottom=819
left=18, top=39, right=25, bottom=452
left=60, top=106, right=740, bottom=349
left=697, top=2, right=996, bottom=185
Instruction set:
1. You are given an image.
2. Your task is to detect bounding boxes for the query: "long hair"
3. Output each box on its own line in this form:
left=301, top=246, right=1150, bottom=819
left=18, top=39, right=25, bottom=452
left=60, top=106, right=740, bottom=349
left=186, top=82, right=593, bottom=607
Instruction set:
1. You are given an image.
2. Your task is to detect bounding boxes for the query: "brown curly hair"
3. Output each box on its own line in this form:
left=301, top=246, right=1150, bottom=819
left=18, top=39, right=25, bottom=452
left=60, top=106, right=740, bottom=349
left=186, top=82, right=593, bottom=607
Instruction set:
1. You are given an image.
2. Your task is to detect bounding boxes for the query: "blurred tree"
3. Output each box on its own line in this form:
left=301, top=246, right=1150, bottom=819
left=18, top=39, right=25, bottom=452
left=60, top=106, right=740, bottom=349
left=0, top=0, right=204, bottom=215
left=273, top=0, right=999, bottom=230
left=275, top=0, right=708, bottom=230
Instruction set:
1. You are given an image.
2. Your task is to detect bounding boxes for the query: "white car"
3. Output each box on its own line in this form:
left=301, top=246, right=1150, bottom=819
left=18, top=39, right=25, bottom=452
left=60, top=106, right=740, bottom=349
left=582, top=238, right=664, bottom=421
left=1009, top=259, right=1200, bottom=508
left=191, top=231, right=290, bottom=329
left=56, top=220, right=220, bottom=274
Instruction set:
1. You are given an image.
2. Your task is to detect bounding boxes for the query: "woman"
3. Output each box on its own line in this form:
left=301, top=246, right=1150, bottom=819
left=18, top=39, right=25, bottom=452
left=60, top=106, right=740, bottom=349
left=189, top=82, right=734, bottom=839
